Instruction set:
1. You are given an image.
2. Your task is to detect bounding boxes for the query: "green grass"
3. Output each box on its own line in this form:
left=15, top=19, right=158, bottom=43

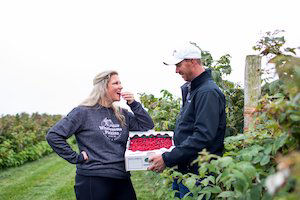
left=0, top=154, right=161, bottom=200
left=131, top=171, right=161, bottom=200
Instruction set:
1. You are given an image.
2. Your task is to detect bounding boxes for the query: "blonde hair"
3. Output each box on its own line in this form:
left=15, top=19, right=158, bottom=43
left=80, top=70, right=126, bottom=127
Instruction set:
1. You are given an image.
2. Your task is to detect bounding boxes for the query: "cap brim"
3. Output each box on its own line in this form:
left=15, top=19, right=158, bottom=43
left=163, top=57, right=184, bottom=66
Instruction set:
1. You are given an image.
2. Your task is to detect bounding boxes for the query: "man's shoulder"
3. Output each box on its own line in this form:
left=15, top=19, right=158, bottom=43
left=193, top=81, right=225, bottom=99
left=195, top=79, right=219, bottom=92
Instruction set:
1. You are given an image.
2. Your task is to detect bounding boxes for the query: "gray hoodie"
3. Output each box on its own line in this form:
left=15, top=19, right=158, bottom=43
left=46, top=101, right=154, bottom=179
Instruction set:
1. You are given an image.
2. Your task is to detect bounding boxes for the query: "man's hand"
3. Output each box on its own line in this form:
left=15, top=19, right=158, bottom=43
left=147, top=154, right=166, bottom=173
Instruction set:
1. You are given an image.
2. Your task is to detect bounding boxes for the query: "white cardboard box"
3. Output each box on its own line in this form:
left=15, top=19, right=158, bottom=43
left=125, top=130, right=174, bottom=171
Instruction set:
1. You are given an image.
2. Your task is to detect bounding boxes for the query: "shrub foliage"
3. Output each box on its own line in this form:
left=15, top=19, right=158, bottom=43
left=0, top=113, right=61, bottom=168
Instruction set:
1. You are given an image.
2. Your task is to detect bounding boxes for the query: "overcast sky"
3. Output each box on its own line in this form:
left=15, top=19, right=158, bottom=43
left=0, top=0, right=299, bottom=115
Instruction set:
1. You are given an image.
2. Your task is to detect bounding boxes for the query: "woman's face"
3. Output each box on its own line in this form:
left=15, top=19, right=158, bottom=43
left=107, top=74, right=123, bottom=102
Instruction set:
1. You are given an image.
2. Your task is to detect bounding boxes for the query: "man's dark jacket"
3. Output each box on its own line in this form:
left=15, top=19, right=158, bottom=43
left=162, top=69, right=226, bottom=174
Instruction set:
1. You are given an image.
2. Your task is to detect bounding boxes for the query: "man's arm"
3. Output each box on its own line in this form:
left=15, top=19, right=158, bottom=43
left=151, top=91, right=221, bottom=171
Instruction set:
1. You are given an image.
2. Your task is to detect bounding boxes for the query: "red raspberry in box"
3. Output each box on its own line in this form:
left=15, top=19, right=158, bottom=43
left=129, top=135, right=172, bottom=151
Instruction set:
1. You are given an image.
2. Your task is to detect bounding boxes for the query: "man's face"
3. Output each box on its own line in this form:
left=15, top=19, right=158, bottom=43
left=175, top=59, right=194, bottom=81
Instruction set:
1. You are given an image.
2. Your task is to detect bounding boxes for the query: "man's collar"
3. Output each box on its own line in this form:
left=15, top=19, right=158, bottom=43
left=190, top=69, right=212, bottom=91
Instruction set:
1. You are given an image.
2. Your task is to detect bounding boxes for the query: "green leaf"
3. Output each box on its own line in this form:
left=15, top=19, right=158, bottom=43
left=184, top=177, right=196, bottom=190
left=236, top=162, right=257, bottom=178
left=264, top=145, right=272, bottom=155
left=206, top=192, right=211, bottom=200
left=218, top=156, right=234, bottom=168
left=240, top=151, right=253, bottom=161
left=251, top=145, right=264, bottom=153
left=290, top=114, right=300, bottom=121
left=261, top=192, right=273, bottom=200
left=211, top=70, right=221, bottom=82
left=268, top=80, right=281, bottom=94
left=250, top=184, right=262, bottom=200
left=216, top=173, right=222, bottom=184
left=207, top=163, right=217, bottom=173
left=199, top=165, right=208, bottom=177
left=197, top=194, right=205, bottom=200
left=279, top=113, right=287, bottom=123
left=219, top=170, right=231, bottom=183
left=272, top=134, right=288, bottom=154
left=273, top=93, right=285, bottom=98
left=217, top=191, right=235, bottom=198
left=182, top=192, right=193, bottom=199
left=199, top=186, right=222, bottom=194
left=172, top=171, right=183, bottom=178
left=211, top=186, right=222, bottom=193
left=260, top=155, right=270, bottom=166
left=201, top=178, right=209, bottom=187
left=230, top=169, right=249, bottom=193
left=207, top=175, right=215, bottom=185
left=252, top=152, right=263, bottom=164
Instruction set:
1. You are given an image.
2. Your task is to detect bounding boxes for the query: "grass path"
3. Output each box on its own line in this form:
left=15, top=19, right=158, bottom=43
left=0, top=154, right=76, bottom=200
left=0, top=154, right=161, bottom=200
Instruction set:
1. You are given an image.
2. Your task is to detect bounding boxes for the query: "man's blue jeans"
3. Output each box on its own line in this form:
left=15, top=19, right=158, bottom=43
left=172, top=179, right=192, bottom=199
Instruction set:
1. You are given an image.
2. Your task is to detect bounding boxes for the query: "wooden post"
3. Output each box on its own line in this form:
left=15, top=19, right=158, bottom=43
left=244, top=55, right=262, bottom=131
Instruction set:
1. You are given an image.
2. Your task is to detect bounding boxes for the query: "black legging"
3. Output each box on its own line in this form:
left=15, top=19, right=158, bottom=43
left=74, top=174, right=137, bottom=200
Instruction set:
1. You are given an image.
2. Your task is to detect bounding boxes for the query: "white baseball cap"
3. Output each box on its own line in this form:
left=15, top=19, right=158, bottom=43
left=163, top=43, right=201, bottom=65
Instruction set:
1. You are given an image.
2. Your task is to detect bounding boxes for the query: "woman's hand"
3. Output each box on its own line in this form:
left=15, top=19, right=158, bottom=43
left=121, top=92, right=135, bottom=104
left=81, top=151, right=89, bottom=161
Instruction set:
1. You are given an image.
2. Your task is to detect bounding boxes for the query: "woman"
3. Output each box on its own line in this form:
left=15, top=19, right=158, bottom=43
left=46, top=70, right=154, bottom=200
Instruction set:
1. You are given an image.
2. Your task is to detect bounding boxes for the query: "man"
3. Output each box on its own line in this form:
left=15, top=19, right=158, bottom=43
left=148, top=43, right=226, bottom=198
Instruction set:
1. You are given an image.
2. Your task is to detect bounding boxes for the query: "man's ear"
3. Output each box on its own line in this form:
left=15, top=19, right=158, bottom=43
left=190, top=59, right=198, bottom=64
left=189, top=59, right=199, bottom=68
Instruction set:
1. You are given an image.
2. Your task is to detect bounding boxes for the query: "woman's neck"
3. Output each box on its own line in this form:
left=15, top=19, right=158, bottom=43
left=99, top=98, right=112, bottom=108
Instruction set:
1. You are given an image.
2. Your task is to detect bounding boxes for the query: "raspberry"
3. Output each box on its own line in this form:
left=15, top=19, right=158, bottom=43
left=129, top=135, right=173, bottom=151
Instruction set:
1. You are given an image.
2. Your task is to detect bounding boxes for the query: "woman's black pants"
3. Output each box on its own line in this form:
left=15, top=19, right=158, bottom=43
left=74, top=174, right=137, bottom=200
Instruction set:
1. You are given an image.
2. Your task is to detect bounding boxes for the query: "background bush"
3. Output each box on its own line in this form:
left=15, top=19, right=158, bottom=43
left=0, top=113, right=61, bottom=168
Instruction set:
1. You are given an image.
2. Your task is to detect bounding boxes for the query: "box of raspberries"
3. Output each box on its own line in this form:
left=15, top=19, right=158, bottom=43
left=125, top=130, right=174, bottom=171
